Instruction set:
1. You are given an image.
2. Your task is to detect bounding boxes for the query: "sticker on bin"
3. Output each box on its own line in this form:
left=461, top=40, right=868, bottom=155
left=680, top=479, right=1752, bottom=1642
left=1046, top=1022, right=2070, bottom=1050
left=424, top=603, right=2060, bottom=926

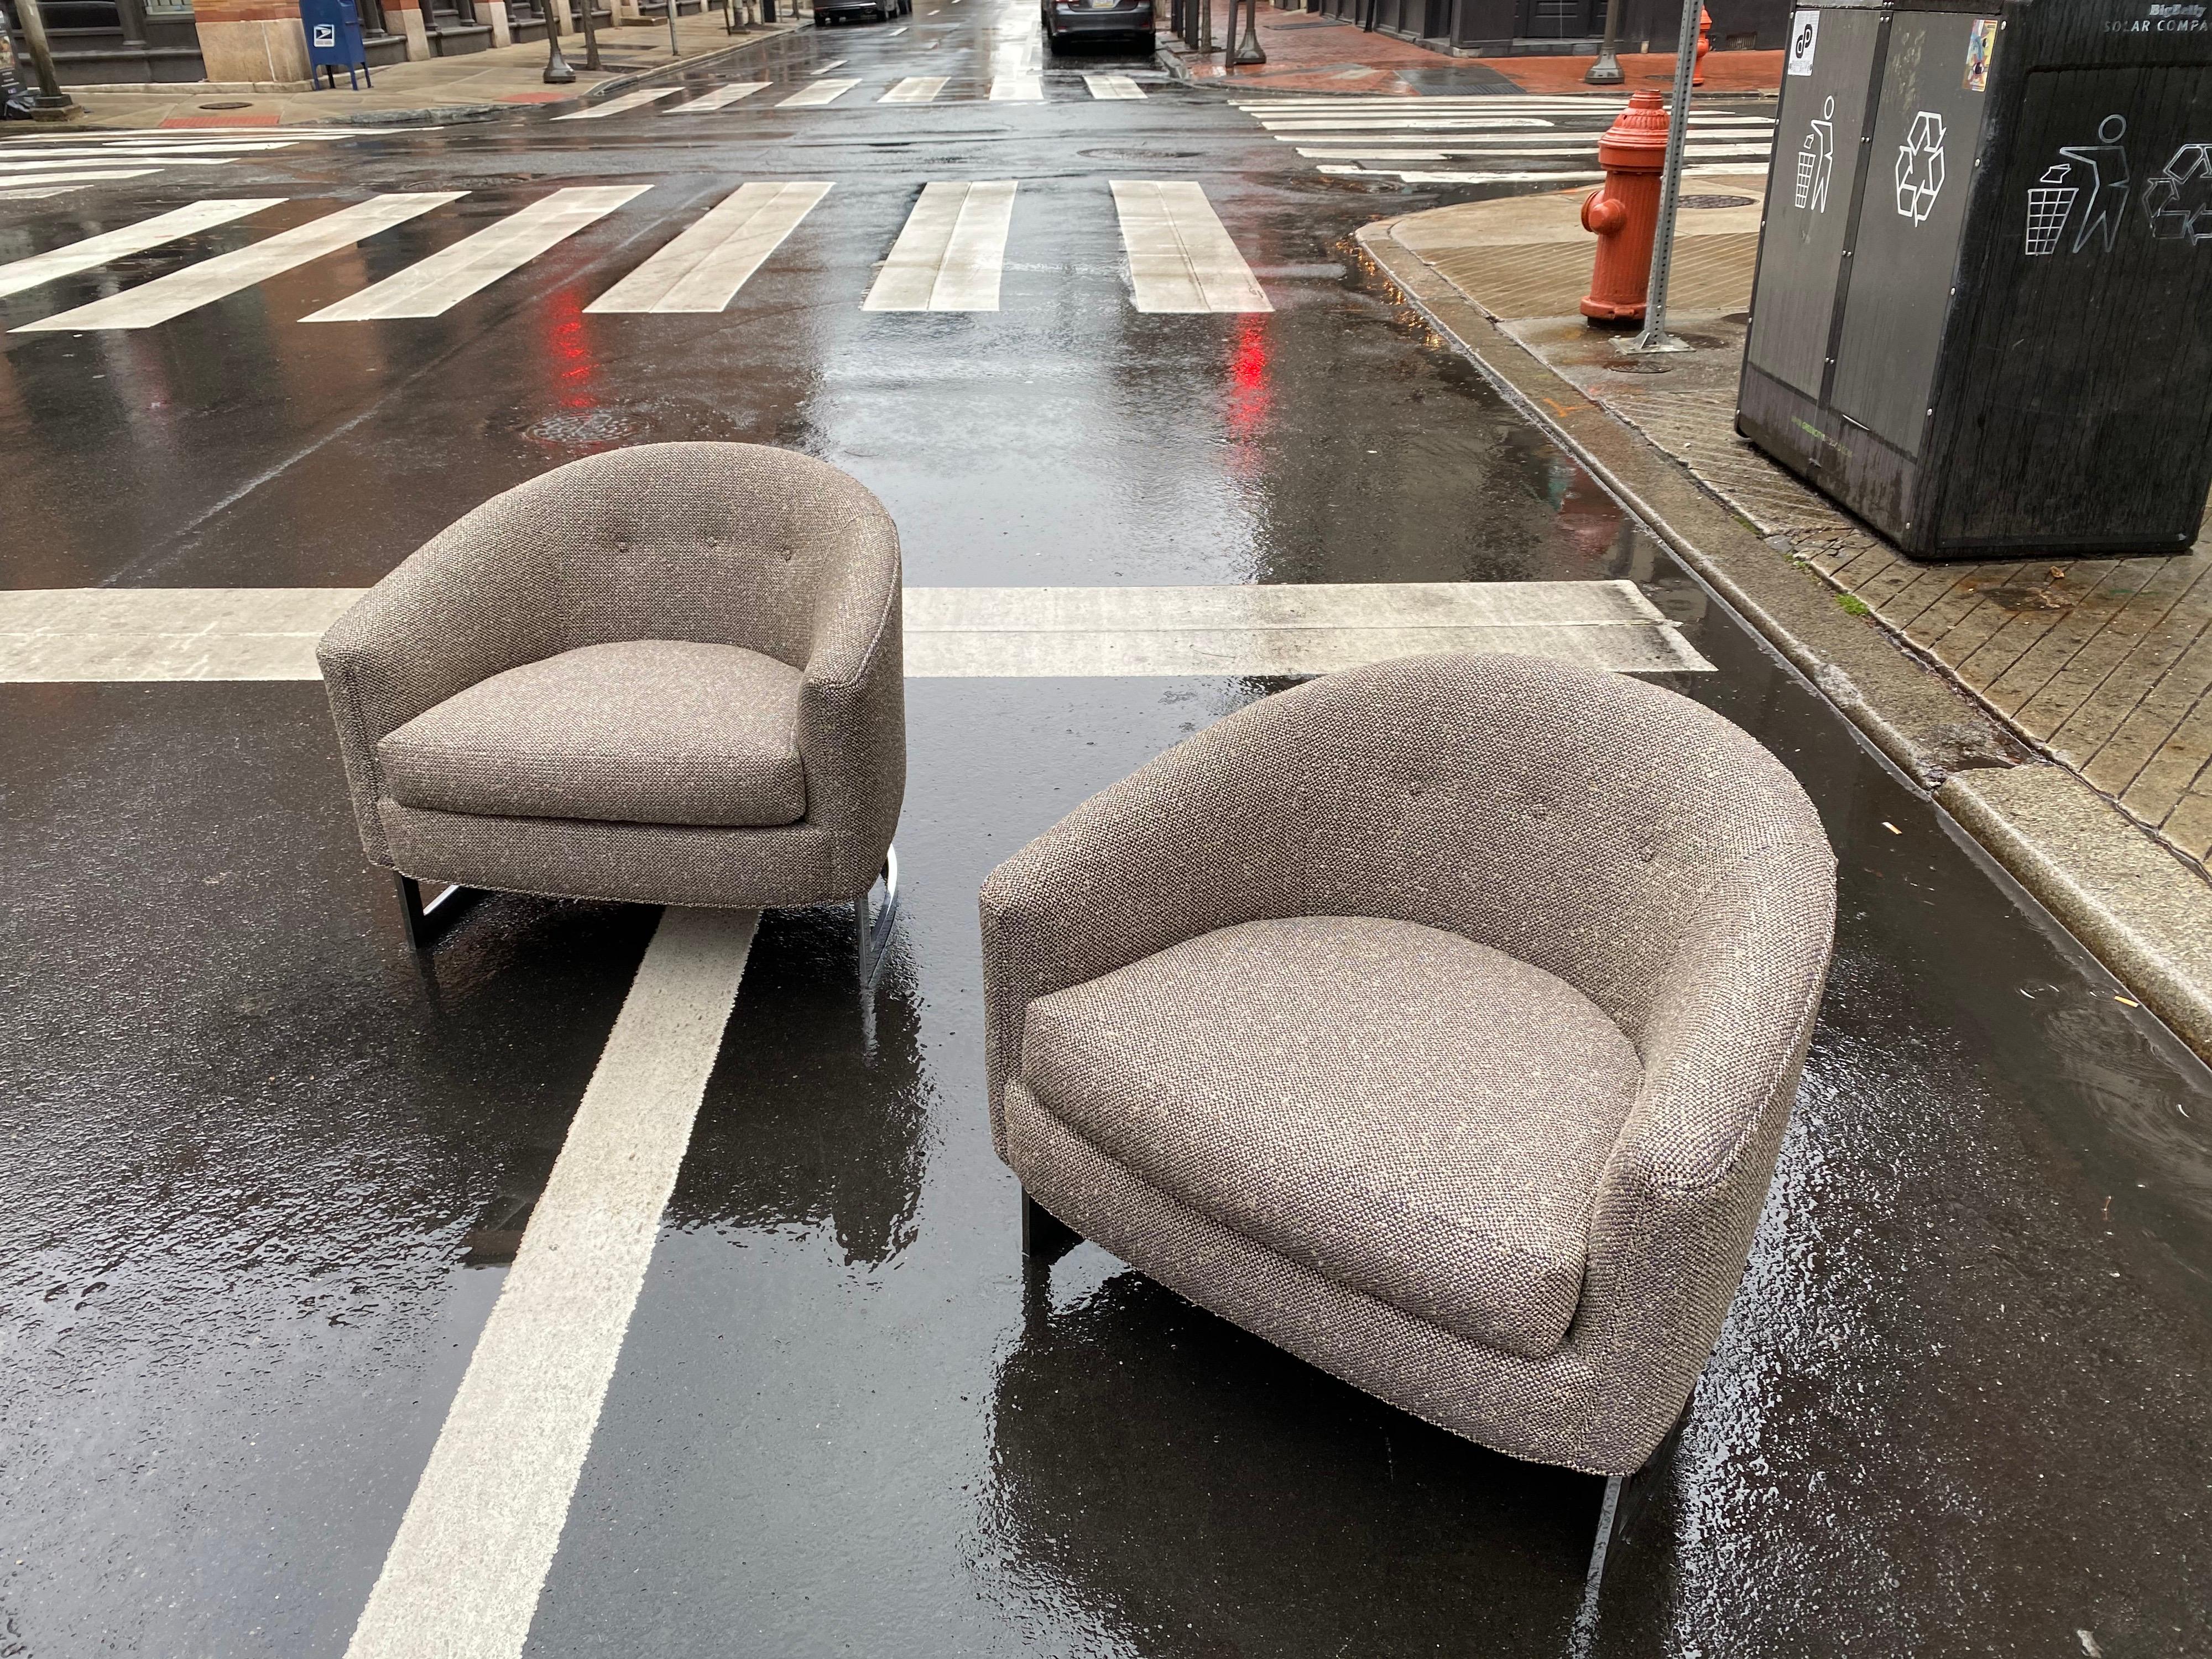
left=1786, top=8, right=1817, bottom=74
left=1964, top=18, right=1997, bottom=91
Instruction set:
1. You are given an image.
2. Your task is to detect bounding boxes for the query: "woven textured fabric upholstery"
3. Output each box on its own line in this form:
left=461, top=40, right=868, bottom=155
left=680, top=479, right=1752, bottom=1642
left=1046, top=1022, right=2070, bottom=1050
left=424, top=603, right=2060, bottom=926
left=378, top=640, right=806, bottom=829
left=1021, top=915, right=1642, bottom=1358
left=979, top=654, right=1835, bottom=1477
left=318, top=442, right=904, bottom=909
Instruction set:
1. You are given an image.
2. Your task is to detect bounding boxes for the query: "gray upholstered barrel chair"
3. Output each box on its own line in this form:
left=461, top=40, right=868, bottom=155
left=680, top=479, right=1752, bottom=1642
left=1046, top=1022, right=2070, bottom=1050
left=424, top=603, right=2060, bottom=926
left=979, top=653, right=1835, bottom=1481
left=318, top=442, right=905, bottom=968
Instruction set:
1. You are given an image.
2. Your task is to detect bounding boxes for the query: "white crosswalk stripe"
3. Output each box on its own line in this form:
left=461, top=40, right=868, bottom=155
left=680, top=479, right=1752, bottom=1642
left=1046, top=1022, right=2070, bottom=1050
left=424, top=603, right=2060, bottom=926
left=0, top=197, right=279, bottom=301
left=1230, top=93, right=1774, bottom=184
left=672, top=82, right=769, bottom=110
left=809, top=57, right=849, bottom=73
left=0, top=124, right=363, bottom=199
left=779, top=78, right=860, bottom=106
left=990, top=75, right=1044, bottom=102
left=304, top=186, right=646, bottom=321
left=1084, top=74, right=1143, bottom=99
left=552, top=87, right=680, bottom=119
left=586, top=181, right=830, bottom=313
left=865, top=179, right=1016, bottom=311
left=14, top=194, right=462, bottom=332
left=2, top=181, right=1281, bottom=330
left=880, top=76, right=948, bottom=103
left=1111, top=180, right=1270, bottom=314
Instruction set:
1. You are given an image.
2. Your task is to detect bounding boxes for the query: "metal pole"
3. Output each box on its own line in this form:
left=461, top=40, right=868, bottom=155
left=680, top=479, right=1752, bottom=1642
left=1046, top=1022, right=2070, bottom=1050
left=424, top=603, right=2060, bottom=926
left=666, top=0, right=677, bottom=59
left=1584, top=0, right=1621, bottom=85
left=1198, top=0, right=1210, bottom=53
left=544, top=0, right=576, bottom=80
left=1626, top=0, right=1701, bottom=353
left=1232, top=0, right=1264, bottom=62
left=10, top=0, right=78, bottom=118
left=580, top=0, right=601, bottom=69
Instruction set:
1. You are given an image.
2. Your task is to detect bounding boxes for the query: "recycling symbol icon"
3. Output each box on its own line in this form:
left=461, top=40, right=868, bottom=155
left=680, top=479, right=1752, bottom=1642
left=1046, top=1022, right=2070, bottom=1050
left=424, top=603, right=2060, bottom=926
left=2143, top=142, right=2212, bottom=243
left=1895, top=109, right=1947, bottom=225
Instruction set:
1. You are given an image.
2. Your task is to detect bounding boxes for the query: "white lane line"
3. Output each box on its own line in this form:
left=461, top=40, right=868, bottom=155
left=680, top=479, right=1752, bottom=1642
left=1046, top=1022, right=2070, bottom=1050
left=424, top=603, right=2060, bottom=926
left=880, top=75, right=947, bottom=102
left=0, top=156, right=237, bottom=173
left=14, top=194, right=463, bottom=333
left=1292, top=140, right=1773, bottom=159
left=808, top=56, right=848, bottom=72
left=1333, top=160, right=1769, bottom=184
left=0, top=583, right=1714, bottom=680
left=304, top=186, right=647, bottom=322
left=1110, top=179, right=1269, bottom=315
left=1256, top=114, right=1552, bottom=130
left=0, top=148, right=264, bottom=164
left=0, top=187, right=70, bottom=200
left=989, top=74, right=1043, bottom=101
left=1083, top=74, right=1144, bottom=98
left=343, top=907, right=757, bottom=1659
left=0, top=168, right=159, bottom=187
left=0, top=198, right=281, bottom=301
left=587, top=180, right=830, bottom=313
left=671, top=81, right=769, bottom=109
left=552, top=86, right=680, bottom=119
left=864, top=179, right=1015, bottom=311
left=778, top=77, right=859, bottom=106
left=883, top=23, right=907, bottom=32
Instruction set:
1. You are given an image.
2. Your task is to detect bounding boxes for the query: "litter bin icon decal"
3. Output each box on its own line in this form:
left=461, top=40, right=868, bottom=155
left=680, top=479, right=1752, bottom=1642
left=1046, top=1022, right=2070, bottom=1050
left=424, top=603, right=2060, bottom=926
left=2026, top=161, right=2077, bottom=254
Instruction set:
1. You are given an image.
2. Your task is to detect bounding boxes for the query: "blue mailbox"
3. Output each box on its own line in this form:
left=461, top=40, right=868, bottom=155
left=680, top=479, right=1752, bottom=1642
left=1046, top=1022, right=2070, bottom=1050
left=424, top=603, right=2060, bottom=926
left=299, top=0, right=370, bottom=89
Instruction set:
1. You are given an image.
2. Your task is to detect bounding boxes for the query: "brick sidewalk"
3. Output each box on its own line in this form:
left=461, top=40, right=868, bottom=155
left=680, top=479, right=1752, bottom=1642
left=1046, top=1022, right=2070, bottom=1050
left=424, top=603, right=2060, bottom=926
left=1172, top=4, right=1781, bottom=97
left=1368, top=187, right=2212, bottom=879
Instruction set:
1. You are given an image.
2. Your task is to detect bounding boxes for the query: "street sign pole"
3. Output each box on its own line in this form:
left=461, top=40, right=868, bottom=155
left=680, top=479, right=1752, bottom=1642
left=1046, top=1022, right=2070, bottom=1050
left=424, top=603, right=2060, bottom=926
left=9, top=0, right=79, bottom=121
left=1584, top=0, right=1623, bottom=85
left=1626, top=0, right=1703, bottom=353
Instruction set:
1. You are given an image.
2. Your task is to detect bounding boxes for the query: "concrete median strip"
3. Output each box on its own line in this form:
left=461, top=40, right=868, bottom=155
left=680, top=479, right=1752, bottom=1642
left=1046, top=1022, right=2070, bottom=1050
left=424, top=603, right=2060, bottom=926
left=0, top=581, right=1711, bottom=681
left=344, top=906, right=757, bottom=1659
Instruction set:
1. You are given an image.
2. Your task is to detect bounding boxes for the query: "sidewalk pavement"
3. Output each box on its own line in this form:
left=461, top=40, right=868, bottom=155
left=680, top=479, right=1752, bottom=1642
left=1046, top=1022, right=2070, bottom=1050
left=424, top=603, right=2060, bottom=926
left=1164, top=3, right=1781, bottom=98
left=62, top=12, right=799, bottom=129
left=1361, top=185, right=2212, bottom=1060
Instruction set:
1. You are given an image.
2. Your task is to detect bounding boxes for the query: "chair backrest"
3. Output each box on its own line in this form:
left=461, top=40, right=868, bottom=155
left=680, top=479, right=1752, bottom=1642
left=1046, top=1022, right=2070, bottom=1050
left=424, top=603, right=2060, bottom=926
left=1157, top=653, right=1834, bottom=1059
left=419, top=442, right=900, bottom=671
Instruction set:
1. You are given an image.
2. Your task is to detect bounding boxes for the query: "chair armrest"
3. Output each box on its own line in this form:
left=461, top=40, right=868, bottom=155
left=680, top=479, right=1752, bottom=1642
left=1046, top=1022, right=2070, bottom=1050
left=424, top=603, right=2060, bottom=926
left=1566, top=848, right=1835, bottom=1467
left=794, top=514, right=906, bottom=890
left=315, top=509, right=567, bottom=865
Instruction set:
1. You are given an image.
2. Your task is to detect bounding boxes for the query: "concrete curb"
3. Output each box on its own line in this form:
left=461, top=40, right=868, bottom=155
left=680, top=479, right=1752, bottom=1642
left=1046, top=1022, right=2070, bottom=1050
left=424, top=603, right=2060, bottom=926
left=1357, top=212, right=2212, bottom=1062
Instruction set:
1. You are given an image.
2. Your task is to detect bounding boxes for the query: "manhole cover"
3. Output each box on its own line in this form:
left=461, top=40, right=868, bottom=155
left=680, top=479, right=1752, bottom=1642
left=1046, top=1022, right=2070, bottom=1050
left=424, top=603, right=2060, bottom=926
left=1079, top=147, right=1200, bottom=160
left=200, top=100, right=253, bottom=110
left=1681, top=194, right=1756, bottom=210
left=1603, top=359, right=1675, bottom=375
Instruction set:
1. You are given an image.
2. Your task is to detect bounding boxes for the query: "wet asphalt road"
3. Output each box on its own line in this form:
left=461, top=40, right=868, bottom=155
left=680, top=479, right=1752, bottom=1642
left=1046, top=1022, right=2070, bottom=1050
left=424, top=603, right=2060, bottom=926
left=4, top=13, right=2212, bottom=1658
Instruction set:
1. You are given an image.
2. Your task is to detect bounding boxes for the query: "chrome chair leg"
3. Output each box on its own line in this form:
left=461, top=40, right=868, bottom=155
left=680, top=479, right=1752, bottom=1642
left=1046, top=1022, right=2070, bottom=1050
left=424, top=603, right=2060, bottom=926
left=853, top=844, right=900, bottom=986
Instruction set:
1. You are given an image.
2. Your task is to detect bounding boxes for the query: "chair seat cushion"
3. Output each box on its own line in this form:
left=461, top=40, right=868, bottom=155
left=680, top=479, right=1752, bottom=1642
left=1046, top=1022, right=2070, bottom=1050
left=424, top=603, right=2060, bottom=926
left=378, top=640, right=806, bottom=829
left=1018, top=916, right=1644, bottom=1359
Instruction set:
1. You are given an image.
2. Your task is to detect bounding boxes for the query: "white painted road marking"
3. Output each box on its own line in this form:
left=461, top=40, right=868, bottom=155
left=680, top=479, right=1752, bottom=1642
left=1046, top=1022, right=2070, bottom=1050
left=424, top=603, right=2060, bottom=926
left=342, top=907, right=757, bottom=1659
left=587, top=180, right=831, bottom=313
left=809, top=56, right=848, bottom=72
left=0, top=199, right=281, bottom=300
left=990, top=74, right=1044, bottom=101
left=880, top=75, right=948, bottom=102
left=0, top=153, right=238, bottom=170
left=1083, top=74, right=1144, bottom=98
left=0, top=168, right=158, bottom=189
left=552, top=86, right=680, bottom=119
left=779, top=77, right=859, bottom=106
left=1295, top=141, right=1775, bottom=159
left=672, top=81, right=769, bottom=109
left=304, top=186, right=648, bottom=322
left=0, top=583, right=1713, bottom=680
left=14, top=194, right=464, bottom=332
left=1111, top=180, right=1270, bottom=314
left=864, top=179, right=1017, bottom=311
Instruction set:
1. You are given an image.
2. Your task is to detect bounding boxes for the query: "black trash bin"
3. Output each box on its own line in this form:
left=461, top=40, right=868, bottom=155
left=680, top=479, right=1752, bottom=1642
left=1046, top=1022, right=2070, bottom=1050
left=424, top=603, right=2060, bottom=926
left=1738, top=0, right=2212, bottom=559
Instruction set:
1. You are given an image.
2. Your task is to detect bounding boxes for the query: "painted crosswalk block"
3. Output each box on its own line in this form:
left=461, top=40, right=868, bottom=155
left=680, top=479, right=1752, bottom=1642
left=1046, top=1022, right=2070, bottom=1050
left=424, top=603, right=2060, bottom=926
left=15, top=194, right=463, bottom=332
left=553, top=87, right=680, bottom=121
left=304, top=187, right=647, bottom=321
left=0, top=198, right=280, bottom=301
left=779, top=79, right=860, bottom=107
left=989, top=75, right=1044, bottom=102
left=1083, top=74, right=1144, bottom=100
left=880, top=76, right=948, bottom=104
left=1232, top=94, right=1775, bottom=185
left=2, top=180, right=1279, bottom=330
left=1111, top=179, right=1270, bottom=314
left=0, top=125, right=378, bottom=199
left=865, top=180, right=1017, bottom=311
left=587, top=181, right=831, bottom=314
left=671, top=82, right=769, bottom=111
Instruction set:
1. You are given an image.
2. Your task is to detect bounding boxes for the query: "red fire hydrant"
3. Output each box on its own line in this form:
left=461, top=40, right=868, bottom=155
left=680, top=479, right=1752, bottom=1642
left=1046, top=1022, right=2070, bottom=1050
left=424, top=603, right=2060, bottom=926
left=1693, top=3, right=1712, bottom=85
left=1579, top=90, right=1671, bottom=326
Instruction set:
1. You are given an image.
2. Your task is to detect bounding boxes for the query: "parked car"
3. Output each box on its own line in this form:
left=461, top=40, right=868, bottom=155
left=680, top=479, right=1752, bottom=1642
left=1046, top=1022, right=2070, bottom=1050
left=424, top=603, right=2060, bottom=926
left=816, top=0, right=909, bottom=20
left=1040, top=0, right=1152, bottom=52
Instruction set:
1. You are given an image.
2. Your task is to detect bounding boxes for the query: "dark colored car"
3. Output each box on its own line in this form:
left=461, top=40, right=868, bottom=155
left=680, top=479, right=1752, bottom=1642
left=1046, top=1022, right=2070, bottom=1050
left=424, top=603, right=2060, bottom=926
left=1039, top=0, right=1152, bottom=53
left=816, top=0, right=909, bottom=22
